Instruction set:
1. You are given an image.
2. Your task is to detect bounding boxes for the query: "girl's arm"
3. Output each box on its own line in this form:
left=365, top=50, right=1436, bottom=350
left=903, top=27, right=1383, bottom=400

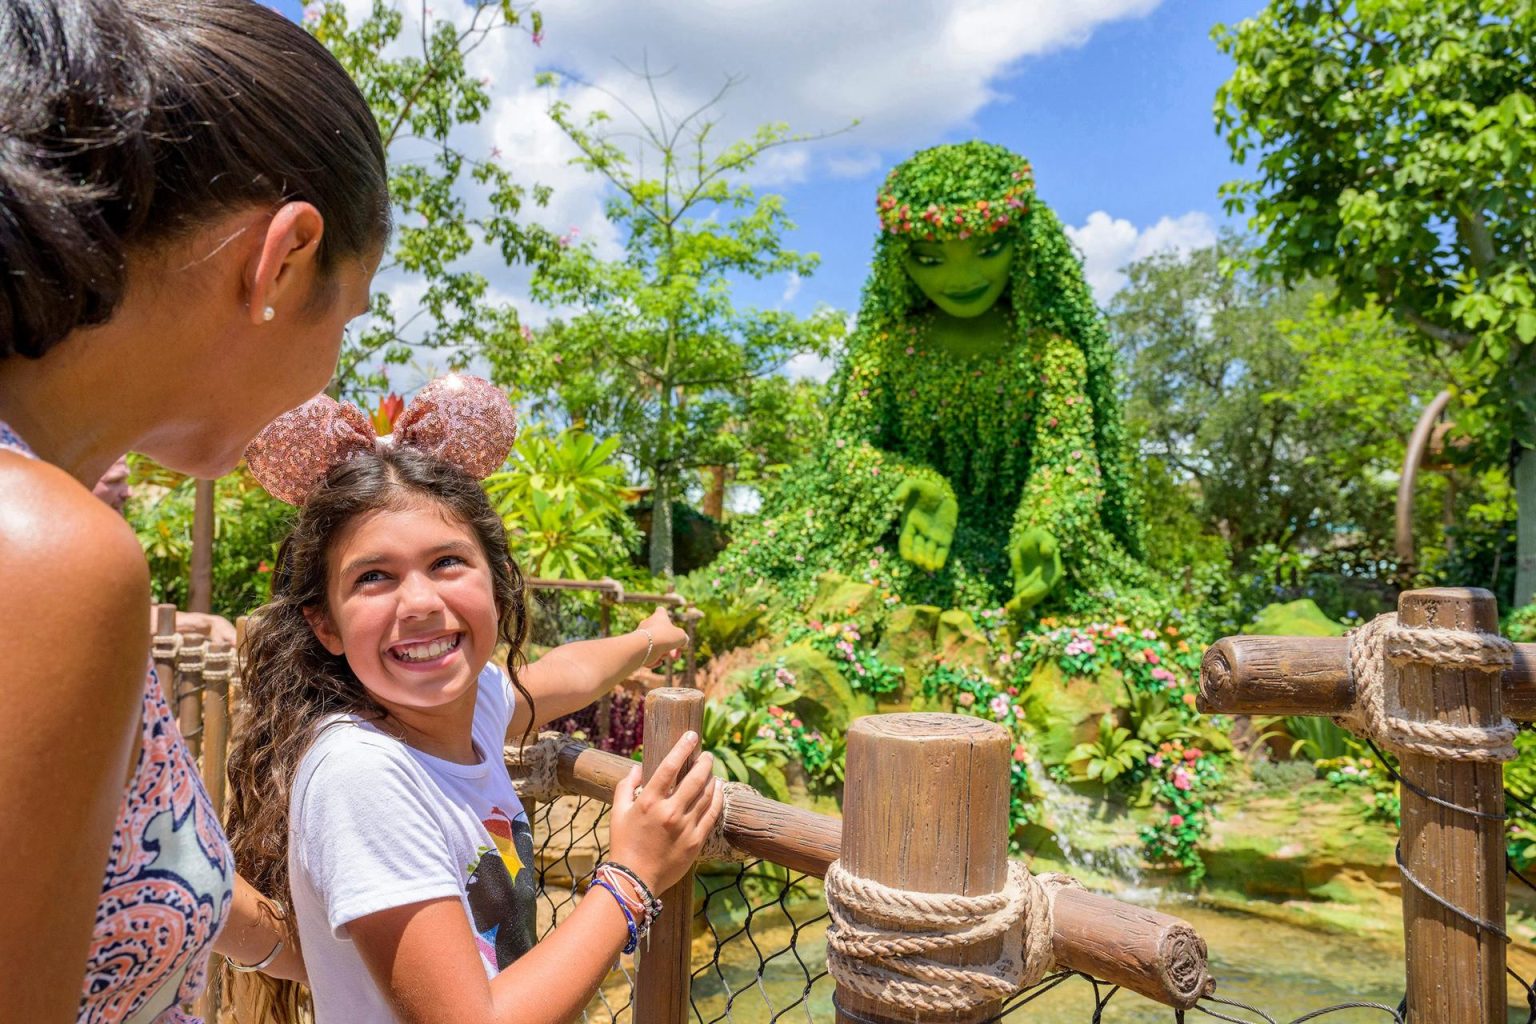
left=348, top=734, right=724, bottom=1024
left=0, top=463, right=149, bottom=1022
left=214, top=875, right=307, bottom=983
left=509, top=606, right=688, bottom=739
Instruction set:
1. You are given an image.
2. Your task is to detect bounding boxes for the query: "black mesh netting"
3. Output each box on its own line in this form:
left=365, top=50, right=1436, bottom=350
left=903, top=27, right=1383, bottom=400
left=526, top=777, right=1536, bottom=1023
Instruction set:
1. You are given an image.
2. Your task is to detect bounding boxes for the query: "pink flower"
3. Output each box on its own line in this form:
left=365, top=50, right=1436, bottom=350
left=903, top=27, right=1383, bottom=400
left=1012, top=744, right=1030, bottom=763
left=1185, top=748, right=1202, bottom=762
left=989, top=695, right=1011, bottom=719
left=1169, top=814, right=1184, bottom=828
left=1173, top=770, right=1192, bottom=791
left=1148, top=754, right=1163, bottom=768
left=958, top=692, right=975, bottom=707
left=790, top=718, right=802, bottom=728
left=1145, top=651, right=1161, bottom=665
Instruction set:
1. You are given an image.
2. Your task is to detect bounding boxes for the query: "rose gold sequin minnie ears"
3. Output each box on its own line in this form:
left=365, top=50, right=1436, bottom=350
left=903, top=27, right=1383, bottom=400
left=244, top=374, right=519, bottom=505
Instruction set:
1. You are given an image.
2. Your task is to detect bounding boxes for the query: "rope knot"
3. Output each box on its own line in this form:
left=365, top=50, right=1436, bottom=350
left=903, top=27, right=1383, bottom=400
left=699, top=782, right=754, bottom=863
left=1340, top=612, right=1516, bottom=763
left=506, top=732, right=565, bottom=802
left=823, top=859, right=1076, bottom=1011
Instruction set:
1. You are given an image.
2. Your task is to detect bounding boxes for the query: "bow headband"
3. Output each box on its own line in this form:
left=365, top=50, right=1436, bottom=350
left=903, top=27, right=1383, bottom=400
left=245, top=374, right=519, bottom=505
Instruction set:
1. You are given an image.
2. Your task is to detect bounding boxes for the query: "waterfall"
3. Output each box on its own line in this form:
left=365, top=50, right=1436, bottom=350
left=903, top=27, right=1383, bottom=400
left=1031, top=761, right=1167, bottom=904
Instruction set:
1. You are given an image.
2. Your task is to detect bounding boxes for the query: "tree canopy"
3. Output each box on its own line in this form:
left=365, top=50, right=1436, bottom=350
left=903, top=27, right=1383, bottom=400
left=496, top=75, right=846, bottom=575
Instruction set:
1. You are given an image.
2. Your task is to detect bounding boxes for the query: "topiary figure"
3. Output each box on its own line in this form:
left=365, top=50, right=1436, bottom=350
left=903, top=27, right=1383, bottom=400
left=709, top=141, right=1147, bottom=614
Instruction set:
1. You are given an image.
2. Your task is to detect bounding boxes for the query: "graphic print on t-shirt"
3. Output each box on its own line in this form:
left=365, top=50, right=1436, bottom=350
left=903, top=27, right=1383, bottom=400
left=465, top=805, right=537, bottom=971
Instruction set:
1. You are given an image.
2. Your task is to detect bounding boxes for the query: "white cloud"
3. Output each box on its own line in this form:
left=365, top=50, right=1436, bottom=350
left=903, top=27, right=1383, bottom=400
left=332, top=0, right=1167, bottom=351
left=782, top=350, right=837, bottom=383
left=1066, top=210, right=1217, bottom=304
left=780, top=272, right=803, bottom=305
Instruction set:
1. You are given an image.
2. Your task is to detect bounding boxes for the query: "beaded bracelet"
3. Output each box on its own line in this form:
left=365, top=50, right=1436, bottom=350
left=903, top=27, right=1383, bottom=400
left=598, top=861, right=662, bottom=925
left=589, top=878, right=640, bottom=954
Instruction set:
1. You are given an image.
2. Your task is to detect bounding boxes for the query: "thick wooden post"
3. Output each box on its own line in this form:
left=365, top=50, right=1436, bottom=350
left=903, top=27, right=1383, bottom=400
left=151, top=604, right=179, bottom=693
left=682, top=606, right=702, bottom=689
left=635, top=688, right=703, bottom=1024
left=835, top=713, right=1010, bottom=1023
left=174, top=636, right=204, bottom=761
left=200, top=641, right=232, bottom=820
left=1396, top=588, right=1506, bottom=1024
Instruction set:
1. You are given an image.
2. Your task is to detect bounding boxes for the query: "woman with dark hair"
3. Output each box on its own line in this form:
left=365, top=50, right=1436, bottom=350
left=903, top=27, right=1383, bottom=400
left=0, top=0, right=390, bottom=1019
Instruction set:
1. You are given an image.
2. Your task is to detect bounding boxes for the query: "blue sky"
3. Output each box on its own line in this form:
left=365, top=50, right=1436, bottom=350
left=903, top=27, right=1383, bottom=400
left=767, top=0, right=1262, bottom=317
left=275, top=0, right=1266, bottom=374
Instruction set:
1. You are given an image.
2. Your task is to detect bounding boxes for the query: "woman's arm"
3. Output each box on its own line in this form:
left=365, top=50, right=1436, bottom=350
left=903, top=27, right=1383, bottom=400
left=349, top=734, right=724, bottom=1024
left=0, top=462, right=150, bottom=1022
left=509, top=607, right=687, bottom=739
left=215, top=875, right=307, bottom=983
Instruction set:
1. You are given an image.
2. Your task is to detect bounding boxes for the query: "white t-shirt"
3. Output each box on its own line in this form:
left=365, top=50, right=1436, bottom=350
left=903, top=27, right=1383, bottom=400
left=290, top=663, right=537, bottom=1023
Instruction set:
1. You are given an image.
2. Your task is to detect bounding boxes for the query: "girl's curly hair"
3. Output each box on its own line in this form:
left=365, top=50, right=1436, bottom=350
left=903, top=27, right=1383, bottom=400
left=223, top=446, right=531, bottom=1020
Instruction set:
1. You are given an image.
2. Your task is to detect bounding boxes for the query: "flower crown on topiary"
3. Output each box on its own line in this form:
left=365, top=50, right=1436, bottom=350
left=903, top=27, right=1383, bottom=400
left=875, top=141, right=1033, bottom=240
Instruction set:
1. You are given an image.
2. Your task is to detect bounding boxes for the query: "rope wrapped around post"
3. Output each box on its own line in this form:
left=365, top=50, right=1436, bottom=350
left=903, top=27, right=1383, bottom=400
left=1340, top=612, right=1517, bottom=763
left=824, top=858, right=1079, bottom=1012
left=509, top=732, right=752, bottom=862
left=152, top=630, right=183, bottom=668
left=698, top=781, right=754, bottom=864
left=506, top=732, right=565, bottom=803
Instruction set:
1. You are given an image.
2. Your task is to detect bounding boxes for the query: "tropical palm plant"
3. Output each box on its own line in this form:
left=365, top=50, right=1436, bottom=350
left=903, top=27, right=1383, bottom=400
left=1067, top=714, right=1151, bottom=785
left=483, top=424, right=640, bottom=579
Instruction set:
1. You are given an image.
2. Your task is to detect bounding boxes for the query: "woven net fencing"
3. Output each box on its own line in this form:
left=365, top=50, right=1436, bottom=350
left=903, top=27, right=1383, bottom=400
left=519, top=734, right=1536, bottom=1024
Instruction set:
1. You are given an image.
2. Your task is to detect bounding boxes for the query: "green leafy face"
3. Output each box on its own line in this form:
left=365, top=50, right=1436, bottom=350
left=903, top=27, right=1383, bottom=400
left=900, top=236, right=1013, bottom=318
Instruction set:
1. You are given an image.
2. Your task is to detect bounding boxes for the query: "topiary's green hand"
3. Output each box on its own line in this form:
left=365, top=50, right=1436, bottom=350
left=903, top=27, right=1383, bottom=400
left=894, top=475, right=958, bottom=571
left=1006, top=527, right=1063, bottom=615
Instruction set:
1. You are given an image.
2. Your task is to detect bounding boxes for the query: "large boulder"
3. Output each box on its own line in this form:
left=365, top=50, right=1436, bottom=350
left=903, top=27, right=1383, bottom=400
left=877, top=604, right=941, bottom=692
left=806, top=572, right=882, bottom=624
left=1020, top=661, right=1119, bottom=766
left=936, top=609, right=991, bottom=671
left=774, top=642, right=873, bottom=733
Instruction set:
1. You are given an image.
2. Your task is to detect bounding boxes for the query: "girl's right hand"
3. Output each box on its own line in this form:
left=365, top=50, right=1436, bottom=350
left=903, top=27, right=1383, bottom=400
left=608, top=731, right=724, bottom=893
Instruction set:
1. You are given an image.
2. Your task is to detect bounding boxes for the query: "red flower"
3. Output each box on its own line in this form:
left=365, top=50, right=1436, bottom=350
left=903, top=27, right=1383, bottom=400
left=371, top=392, right=405, bottom=435
left=257, top=561, right=271, bottom=574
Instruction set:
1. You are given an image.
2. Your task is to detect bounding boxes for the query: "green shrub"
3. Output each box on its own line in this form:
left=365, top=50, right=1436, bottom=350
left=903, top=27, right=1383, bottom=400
left=1250, top=758, right=1316, bottom=791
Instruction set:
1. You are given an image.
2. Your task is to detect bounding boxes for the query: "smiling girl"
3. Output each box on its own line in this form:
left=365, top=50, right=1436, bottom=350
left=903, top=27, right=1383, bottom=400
left=225, top=377, right=722, bottom=1023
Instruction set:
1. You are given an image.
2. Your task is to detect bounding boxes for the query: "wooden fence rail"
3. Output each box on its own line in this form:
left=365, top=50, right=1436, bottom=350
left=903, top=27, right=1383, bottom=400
left=163, top=585, right=1536, bottom=1021
left=514, top=702, right=1217, bottom=1015
left=1199, top=586, right=1518, bottom=1024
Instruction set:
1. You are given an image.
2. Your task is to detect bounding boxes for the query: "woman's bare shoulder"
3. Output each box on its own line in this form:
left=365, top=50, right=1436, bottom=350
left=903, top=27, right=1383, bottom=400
left=0, top=454, right=149, bottom=632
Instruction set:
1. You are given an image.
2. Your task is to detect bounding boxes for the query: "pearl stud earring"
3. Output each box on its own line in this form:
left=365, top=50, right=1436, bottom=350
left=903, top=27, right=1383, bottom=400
left=262, top=306, right=276, bottom=322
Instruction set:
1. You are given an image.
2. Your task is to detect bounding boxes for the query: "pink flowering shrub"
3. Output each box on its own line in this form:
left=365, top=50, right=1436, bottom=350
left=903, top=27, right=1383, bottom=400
left=1137, top=738, right=1223, bottom=882
left=787, top=620, right=904, bottom=696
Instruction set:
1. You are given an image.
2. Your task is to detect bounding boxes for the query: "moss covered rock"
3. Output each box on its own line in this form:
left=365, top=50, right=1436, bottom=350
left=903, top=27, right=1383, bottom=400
left=774, top=642, right=872, bottom=733
left=1020, top=662, right=1119, bottom=765
left=806, top=573, right=881, bottom=625
left=877, top=604, right=941, bottom=694
left=936, top=609, right=991, bottom=670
